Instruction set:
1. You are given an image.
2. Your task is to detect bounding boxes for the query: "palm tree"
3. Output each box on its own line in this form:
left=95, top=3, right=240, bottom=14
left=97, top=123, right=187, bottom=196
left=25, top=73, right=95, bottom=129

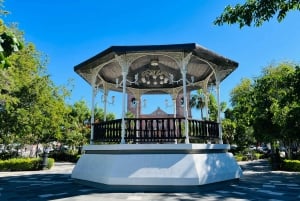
left=190, top=89, right=206, bottom=120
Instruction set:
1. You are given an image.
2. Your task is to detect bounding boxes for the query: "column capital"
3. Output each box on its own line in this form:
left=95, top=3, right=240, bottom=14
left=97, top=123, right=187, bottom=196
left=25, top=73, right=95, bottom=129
left=179, top=52, right=192, bottom=72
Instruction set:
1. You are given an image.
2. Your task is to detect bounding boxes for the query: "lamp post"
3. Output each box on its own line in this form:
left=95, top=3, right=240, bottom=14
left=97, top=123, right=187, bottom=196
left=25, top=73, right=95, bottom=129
left=101, top=94, right=115, bottom=121
left=41, top=148, right=49, bottom=170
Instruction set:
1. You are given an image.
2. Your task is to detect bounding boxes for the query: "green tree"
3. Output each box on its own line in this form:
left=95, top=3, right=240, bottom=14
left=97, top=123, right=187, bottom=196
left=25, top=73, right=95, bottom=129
left=222, top=118, right=236, bottom=145
left=126, top=111, right=135, bottom=118
left=207, top=93, right=227, bottom=122
left=229, top=78, right=256, bottom=147
left=0, top=28, right=70, bottom=154
left=94, top=106, right=115, bottom=122
left=0, top=10, right=23, bottom=68
left=190, top=89, right=206, bottom=120
left=252, top=63, right=299, bottom=144
left=63, top=100, right=91, bottom=150
left=228, top=63, right=300, bottom=150
left=215, top=0, right=300, bottom=28
left=284, top=66, right=300, bottom=140
left=0, top=2, right=118, bottom=155
left=7, top=45, right=69, bottom=147
left=61, top=101, right=116, bottom=150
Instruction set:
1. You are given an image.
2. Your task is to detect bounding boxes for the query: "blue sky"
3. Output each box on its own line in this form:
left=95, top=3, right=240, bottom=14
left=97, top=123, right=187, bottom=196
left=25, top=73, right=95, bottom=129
left=3, top=0, right=300, bottom=119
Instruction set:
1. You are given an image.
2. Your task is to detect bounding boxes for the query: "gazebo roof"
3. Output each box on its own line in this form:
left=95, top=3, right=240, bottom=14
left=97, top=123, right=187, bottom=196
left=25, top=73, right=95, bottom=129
left=74, top=43, right=238, bottom=95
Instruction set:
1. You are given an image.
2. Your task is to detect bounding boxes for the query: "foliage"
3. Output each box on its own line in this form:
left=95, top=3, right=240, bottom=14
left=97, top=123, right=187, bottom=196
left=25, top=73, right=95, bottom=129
left=94, top=106, right=115, bottom=121
left=226, top=63, right=299, bottom=150
left=190, top=89, right=227, bottom=122
left=222, top=118, right=236, bottom=144
left=0, top=42, right=71, bottom=148
left=208, top=93, right=227, bottom=122
left=47, top=157, right=55, bottom=169
left=0, top=10, right=75, bottom=151
left=48, top=151, right=80, bottom=163
left=227, top=78, right=256, bottom=147
left=0, top=2, right=117, bottom=152
left=0, top=158, right=40, bottom=171
left=252, top=63, right=298, bottom=142
left=126, top=111, right=135, bottom=118
left=215, top=0, right=300, bottom=28
left=190, top=89, right=206, bottom=120
left=63, top=100, right=115, bottom=149
left=234, top=150, right=263, bottom=161
left=64, top=100, right=90, bottom=148
left=0, top=150, right=19, bottom=160
left=234, top=154, right=244, bottom=161
left=0, top=157, right=54, bottom=171
left=0, top=20, right=23, bottom=68
left=281, top=160, right=300, bottom=172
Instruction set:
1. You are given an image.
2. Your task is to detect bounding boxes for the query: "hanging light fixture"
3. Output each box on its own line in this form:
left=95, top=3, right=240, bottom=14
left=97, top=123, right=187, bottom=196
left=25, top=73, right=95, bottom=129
left=150, top=59, right=159, bottom=66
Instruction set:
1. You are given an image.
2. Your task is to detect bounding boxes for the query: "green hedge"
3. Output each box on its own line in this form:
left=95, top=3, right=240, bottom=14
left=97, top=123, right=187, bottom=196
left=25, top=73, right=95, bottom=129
left=0, top=157, right=55, bottom=171
left=282, top=160, right=300, bottom=172
left=234, top=153, right=263, bottom=161
left=48, top=151, right=80, bottom=162
left=47, top=158, right=55, bottom=169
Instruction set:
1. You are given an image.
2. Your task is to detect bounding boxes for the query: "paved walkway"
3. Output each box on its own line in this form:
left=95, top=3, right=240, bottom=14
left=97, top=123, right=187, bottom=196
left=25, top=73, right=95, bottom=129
left=1, top=160, right=300, bottom=200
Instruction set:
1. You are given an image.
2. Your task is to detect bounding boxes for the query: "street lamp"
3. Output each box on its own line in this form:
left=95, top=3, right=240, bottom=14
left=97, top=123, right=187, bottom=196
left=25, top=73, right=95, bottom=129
left=101, top=95, right=115, bottom=104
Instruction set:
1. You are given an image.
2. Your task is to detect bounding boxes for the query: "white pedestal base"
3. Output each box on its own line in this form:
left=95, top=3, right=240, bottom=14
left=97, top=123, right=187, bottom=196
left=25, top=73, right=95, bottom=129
left=71, top=144, right=242, bottom=186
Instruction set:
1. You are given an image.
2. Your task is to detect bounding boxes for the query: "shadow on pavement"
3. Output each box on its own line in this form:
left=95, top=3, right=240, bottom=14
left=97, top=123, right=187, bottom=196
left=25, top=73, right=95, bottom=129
left=239, top=159, right=272, bottom=172
left=2, top=159, right=300, bottom=201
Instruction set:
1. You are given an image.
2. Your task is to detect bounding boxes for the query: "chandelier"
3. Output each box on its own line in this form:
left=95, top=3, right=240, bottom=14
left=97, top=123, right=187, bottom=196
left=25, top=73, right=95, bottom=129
left=140, top=69, right=170, bottom=85
left=115, top=59, right=194, bottom=87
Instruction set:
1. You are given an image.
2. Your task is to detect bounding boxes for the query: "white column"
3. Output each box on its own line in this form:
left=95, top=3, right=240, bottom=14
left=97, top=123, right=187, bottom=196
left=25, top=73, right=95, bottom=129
left=115, top=55, right=130, bottom=144
left=180, top=53, right=192, bottom=144
left=103, top=90, right=108, bottom=122
left=172, top=98, right=176, bottom=118
left=121, top=71, right=128, bottom=144
left=90, top=86, right=97, bottom=144
left=182, top=69, right=189, bottom=144
left=204, top=86, right=209, bottom=120
left=136, top=99, right=140, bottom=118
left=215, top=79, right=223, bottom=144
left=172, top=96, right=178, bottom=144
left=136, top=98, right=140, bottom=140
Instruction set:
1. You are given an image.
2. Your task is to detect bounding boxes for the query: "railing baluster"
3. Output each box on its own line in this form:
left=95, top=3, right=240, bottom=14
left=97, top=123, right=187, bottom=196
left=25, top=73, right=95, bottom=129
left=93, top=118, right=219, bottom=144
left=178, top=118, right=182, bottom=139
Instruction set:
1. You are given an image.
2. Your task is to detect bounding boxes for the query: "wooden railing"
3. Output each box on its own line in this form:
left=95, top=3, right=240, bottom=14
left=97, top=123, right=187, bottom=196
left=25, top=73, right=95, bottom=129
left=93, top=118, right=219, bottom=144
left=188, top=119, right=219, bottom=142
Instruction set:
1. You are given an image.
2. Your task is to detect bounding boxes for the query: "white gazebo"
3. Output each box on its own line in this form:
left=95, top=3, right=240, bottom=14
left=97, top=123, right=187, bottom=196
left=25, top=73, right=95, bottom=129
left=71, top=43, right=242, bottom=186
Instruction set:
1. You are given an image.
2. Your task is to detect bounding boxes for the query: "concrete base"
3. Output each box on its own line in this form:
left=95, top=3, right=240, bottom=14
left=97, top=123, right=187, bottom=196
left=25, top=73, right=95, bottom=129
left=71, top=144, right=242, bottom=186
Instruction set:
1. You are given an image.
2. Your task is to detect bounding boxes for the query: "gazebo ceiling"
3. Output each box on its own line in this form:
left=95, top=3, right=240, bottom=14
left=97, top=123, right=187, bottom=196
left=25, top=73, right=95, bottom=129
left=74, top=43, right=238, bottom=94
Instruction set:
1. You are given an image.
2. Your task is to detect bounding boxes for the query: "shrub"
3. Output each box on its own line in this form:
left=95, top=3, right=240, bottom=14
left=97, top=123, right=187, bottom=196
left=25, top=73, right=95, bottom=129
left=234, top=154, right=244, bottom=161
left=0, top=151, right=18, bottom=160
left=253, top=153, right=264, bottom=160
left=0, top=158, right=40, bottom=171
left=282, top=160, right=300, bottom=172
left=0, top=160, right=9, bottom=170
left=0, top=157, right=55, bottom=171
left=48, top=151, right=79, bottom=162
left=47, top=158, right=55, bottom=169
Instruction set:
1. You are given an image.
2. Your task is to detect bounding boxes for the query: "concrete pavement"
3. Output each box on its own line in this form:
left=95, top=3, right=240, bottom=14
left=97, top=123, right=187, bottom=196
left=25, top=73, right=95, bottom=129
left=1, top=160, right=300, bottom=200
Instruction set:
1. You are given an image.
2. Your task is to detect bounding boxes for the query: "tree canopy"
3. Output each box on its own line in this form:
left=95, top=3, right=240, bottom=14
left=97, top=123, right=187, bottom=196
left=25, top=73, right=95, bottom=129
left=227, top=62, right=300, bottom=148
left=252, top=64, right=299, bottom=142
left=190, top=89, right=206, bottom=120
left=0, top=7, right=116, bottom=153
left=214, top=0, right=300, bottom=28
